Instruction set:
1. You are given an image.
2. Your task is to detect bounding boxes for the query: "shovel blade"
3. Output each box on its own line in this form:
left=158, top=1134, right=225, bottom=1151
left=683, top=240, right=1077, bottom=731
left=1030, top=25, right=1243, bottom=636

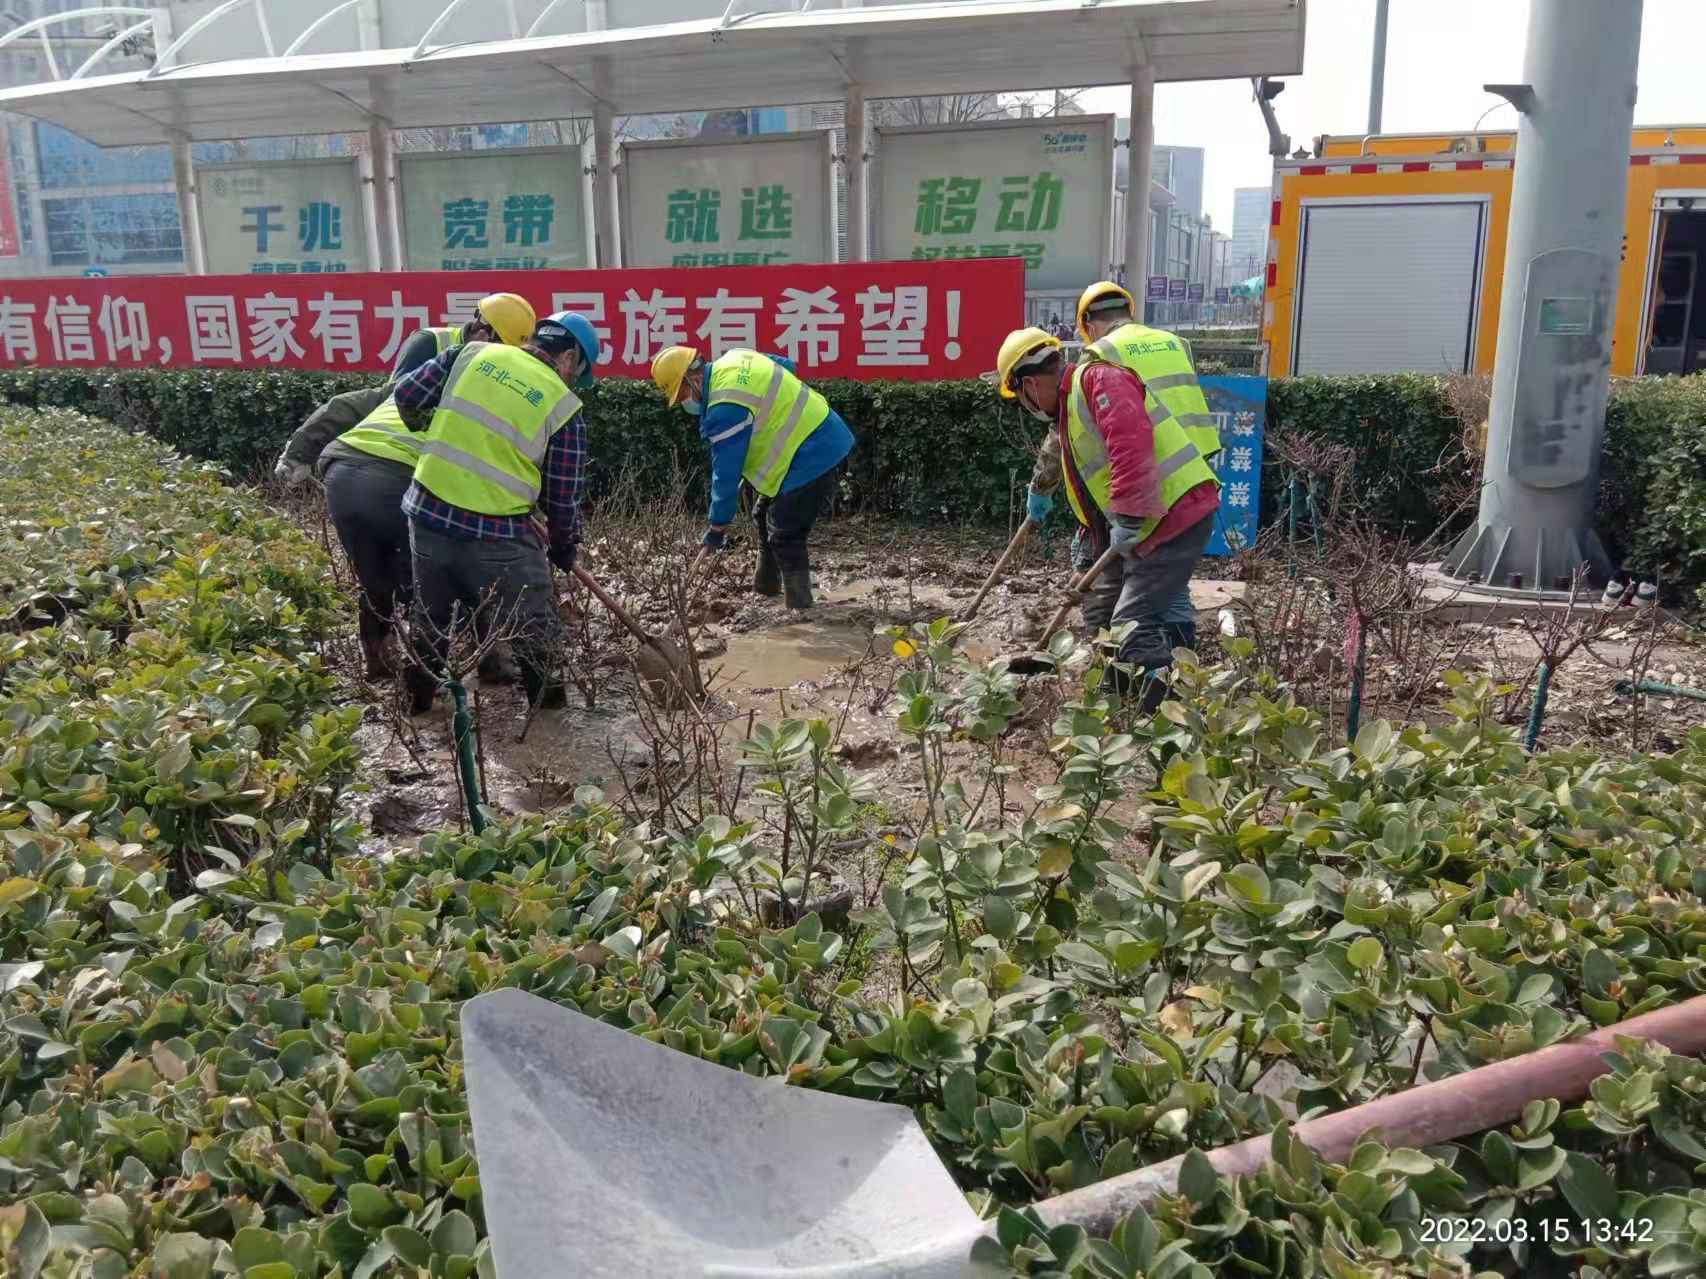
left=463, top=989, right=982, bottom=1278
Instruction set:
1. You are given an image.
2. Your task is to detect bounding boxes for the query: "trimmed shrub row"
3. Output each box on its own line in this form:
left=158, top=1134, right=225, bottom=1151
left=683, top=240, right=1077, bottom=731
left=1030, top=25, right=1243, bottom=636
left=3, top=367, right=1704, bottom=600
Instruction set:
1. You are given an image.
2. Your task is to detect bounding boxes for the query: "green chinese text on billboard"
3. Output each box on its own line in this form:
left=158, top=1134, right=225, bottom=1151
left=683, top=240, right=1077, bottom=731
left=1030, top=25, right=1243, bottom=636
left=876, top=118, right=1113, bottom=290
left=197, top=161, right=370, bottom=275
left=399, top=150, right=589, bottom=272
left=622, top=134, right=834, bottom=269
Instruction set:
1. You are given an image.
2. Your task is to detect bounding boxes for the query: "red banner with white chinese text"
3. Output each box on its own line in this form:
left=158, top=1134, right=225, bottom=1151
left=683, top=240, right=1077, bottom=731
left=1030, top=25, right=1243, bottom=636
left=0, top=259, right=1024, bottom=380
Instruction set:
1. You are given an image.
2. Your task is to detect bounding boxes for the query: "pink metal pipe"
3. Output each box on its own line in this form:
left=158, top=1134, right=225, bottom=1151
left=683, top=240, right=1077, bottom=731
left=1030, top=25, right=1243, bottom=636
left=1035, top=995, right=1706, bottom=1238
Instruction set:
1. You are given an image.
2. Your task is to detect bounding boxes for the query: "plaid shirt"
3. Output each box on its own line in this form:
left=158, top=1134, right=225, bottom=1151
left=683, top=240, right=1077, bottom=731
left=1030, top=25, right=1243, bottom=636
left=395, top=345, right=586, bottom=566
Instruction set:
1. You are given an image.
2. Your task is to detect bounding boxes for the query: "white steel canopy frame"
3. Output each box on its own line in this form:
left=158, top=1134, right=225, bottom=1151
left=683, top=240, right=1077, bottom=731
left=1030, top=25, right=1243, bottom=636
left=0, top=0, right=1306, bottom=146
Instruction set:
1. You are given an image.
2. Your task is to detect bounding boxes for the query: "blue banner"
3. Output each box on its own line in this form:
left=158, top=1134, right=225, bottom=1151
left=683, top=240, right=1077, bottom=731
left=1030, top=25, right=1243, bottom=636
left=1202, top=375, right=1265, bottom=556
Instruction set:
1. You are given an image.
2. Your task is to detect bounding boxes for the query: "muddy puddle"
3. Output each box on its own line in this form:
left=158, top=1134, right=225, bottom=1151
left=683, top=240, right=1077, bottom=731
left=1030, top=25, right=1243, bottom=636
left=712, top=621, right=876, bottom=696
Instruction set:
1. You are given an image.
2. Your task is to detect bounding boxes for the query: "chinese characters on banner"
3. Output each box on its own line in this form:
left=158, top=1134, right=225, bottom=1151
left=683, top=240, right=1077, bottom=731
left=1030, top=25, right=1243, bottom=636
left=0, top=259, right=1022, bottom=380
left=874, top=116, right=1114, bottom=291
left=621, top=134, right=835, bottom=270
left=1202, top=376, right=1266, bottom=556
left=398, top=150, right=590, bottom=273
left=197, top=161, right=370, bottom=275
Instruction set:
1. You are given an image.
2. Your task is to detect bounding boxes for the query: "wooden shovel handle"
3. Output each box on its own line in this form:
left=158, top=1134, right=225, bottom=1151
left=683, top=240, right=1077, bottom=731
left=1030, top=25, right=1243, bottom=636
left=1036, top=546, right=1122, bottom=650
left=570, top=565, right=652, bottom=646
left=961, top=520, right=1035, bottom=620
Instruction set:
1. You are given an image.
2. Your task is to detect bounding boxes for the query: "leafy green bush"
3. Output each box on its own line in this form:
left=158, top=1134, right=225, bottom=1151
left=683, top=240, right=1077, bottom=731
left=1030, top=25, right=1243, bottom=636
left=0, top=369, right=1043, bottom=525
left=0, top=409, right=360, bottom=881
left=6, top=424, right=1706, bottom=1279
left=1610, top=376, right=1706, bottom=607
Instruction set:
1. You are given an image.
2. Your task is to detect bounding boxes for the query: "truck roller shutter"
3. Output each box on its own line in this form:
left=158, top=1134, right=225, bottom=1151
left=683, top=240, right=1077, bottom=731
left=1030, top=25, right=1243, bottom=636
left=1293, top=199, right=1487, bottom=375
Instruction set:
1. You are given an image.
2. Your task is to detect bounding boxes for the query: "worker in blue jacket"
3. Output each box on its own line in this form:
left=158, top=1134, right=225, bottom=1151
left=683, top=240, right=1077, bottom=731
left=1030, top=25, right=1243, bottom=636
left=651, top=345, right=854, bottom=610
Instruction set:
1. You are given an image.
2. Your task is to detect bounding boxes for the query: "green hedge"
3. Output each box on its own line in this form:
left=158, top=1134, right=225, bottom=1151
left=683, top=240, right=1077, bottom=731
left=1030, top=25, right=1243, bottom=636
left=4, top=366, right=1706, bottom=597
left=0, top=368, right=1045, bottom=525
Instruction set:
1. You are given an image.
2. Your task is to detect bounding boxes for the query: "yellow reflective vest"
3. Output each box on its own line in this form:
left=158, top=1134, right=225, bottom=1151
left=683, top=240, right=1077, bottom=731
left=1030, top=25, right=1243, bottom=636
left=391, top=325, right=464, bottom=378
left=411, top=343, right=581, bottom=516
left=705, top=350, right=831, bottom=498
left=1080, top=322, right=1223, bottom=464
left=337, top=396, right=422, bottom=469
left=1063, top=356, right=1220, bottom=543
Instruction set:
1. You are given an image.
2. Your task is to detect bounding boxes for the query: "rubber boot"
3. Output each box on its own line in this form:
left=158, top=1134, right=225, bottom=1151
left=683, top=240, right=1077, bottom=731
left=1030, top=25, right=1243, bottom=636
left=1164, top=622, right=1197, bottom=654
left=478, top=643, right=520, bottom=686
left=520, top=658, right=567, bottom=710
left=753, top=548, right=782, bottom=597
left=360, top=629, right=396, bottom=682
left=782, top=570, right=814, bottom=611
left=404, top=665, right=438, bottom=716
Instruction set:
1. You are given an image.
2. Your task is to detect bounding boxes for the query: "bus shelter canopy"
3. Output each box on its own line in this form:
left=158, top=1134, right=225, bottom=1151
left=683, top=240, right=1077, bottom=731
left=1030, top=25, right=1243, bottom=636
left=0, top=0, right=1306, bottom=146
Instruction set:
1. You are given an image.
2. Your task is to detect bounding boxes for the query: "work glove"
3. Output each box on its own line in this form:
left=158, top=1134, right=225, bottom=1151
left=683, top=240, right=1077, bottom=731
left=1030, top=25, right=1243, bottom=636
left=550, top=541, right=578, bottom=573
left=274, top=457, right=311, bottom=490
left=1025, top=488, right=1054, bottom=524
left=701, top=526, right=728, bottom=551
left=1109, top=522, right=1145, bottom=560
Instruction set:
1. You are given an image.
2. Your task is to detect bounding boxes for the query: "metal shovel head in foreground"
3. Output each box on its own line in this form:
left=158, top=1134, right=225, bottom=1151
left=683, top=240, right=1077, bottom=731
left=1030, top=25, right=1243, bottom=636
left=463, top=989, right=984, bottom=1278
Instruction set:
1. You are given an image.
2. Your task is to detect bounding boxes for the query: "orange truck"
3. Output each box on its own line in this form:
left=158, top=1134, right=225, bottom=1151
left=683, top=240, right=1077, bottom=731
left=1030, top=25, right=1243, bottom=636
left=1260, top=126, right=1706, bottom=378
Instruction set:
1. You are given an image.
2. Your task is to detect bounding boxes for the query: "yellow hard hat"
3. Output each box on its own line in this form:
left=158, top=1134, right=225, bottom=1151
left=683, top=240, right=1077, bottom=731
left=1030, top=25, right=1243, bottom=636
left=651, top=345, right=702, bottom=407
left=475, top=293, right=537, bottom=347
left=1075, top=280, right=1136, bottom=342
left=995, top=327, right=1063, bottom=400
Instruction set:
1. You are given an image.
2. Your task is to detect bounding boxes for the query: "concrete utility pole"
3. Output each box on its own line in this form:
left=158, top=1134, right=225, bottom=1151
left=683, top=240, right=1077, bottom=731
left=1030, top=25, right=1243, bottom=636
left=1366, top=0, right=1389, bottom=134
left=1123, top=64, right=1155, bottom=290
left=1445, top=0, right=1643, bottom=591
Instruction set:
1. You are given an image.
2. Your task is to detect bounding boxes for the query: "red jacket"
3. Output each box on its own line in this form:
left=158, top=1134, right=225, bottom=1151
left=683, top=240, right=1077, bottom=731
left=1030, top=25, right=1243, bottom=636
left=1058, top=362, right=1219, bottom=556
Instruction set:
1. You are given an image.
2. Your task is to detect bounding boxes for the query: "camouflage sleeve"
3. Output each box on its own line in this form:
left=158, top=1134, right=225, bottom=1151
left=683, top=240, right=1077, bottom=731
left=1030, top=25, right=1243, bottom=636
left=282, top=386, right=390, bottom=468
left=1028, top=428, right=1062, bottom=496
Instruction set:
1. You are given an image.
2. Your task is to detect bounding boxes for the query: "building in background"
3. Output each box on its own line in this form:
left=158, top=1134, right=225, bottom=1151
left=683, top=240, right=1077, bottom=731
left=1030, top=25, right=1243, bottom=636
left=1230, top=185, right=1268, bottom=283
left=0, top=0, right=1086, bottom=278
left=1152, top=145, right=1204, bottom=221
left=0, top=0, right=854, bottom=277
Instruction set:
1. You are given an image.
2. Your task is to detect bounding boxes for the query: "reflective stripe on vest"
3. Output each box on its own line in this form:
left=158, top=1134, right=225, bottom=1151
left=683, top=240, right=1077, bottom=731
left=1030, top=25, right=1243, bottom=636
left=1086, top=323, right=1223, bottom=462
left=411, top=342, right=580, bottom=516
left=706, top=350, right=831, bottom=498
left=1063, top=366, right=1219, bottom=543
left=337, top=395, right=422, bottom=468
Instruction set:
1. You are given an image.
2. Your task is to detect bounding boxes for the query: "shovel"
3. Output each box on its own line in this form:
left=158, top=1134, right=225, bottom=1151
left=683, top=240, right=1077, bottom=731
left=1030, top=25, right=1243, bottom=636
left=958, top=519, right=1035, bottom=621
left=464, top=989, right=985, bottom=1277
left=1004, top=545, right=1121, bottom=675
left=568, top=564, right=704, bottom=707
left=465, top=989, right=1706, bottom=1279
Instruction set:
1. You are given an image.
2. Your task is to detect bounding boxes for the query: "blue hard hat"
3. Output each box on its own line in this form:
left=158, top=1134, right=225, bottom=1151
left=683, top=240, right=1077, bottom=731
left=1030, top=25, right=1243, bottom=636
left=534, top=312, right=601, bottom=389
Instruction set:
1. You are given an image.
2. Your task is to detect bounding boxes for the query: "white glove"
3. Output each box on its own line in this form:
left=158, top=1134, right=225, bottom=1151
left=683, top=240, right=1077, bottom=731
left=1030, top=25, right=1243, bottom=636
left=275, top=458, right=311, bottom=489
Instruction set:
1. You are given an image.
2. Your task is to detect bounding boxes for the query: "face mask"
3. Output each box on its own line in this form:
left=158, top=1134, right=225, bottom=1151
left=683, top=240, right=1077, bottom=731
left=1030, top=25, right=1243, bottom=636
left=682, top=398, right=703, bottom=416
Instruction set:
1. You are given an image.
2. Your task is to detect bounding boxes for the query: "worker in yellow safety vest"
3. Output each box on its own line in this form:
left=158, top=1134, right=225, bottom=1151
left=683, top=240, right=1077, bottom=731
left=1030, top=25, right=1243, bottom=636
left=392, top=311, right=601, bottom=713
left=1020, top=280, right=1224, bottom=657
left=997, top=305, right=1221, bottom=705
left=389, top=292, right=535, bottom=378
left=272, top=292, right=537, bottom=682
left=651, top=345, right=855, bottom=610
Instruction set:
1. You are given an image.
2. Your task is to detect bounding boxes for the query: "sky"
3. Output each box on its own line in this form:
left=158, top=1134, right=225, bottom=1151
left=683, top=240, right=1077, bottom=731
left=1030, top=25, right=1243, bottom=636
left=1080, top=0, right=1705, bottom=233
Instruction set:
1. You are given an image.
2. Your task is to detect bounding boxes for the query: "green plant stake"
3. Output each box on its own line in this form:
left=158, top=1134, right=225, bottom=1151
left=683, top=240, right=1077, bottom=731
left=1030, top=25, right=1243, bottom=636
left=1345, top=608, right=1366, bottom=743
left=1616, top=677, right=1706, bottom=702
left=1306, top=479, right=1324, bottom=553
left=448, top=678, right=486, bottom=835
left=1525, top=660, right=1555, bottom=752
left=1287, top=476, right=1301, bottom=579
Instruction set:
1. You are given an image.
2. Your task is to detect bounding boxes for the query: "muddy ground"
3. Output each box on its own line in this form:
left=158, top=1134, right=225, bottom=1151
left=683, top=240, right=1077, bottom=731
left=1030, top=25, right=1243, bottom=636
left=340, top=513, right=1706, bottom=883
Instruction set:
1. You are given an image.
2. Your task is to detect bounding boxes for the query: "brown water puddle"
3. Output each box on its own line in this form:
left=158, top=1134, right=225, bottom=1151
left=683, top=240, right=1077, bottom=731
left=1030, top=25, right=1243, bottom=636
left=712, top=622, right=877, bottom=696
